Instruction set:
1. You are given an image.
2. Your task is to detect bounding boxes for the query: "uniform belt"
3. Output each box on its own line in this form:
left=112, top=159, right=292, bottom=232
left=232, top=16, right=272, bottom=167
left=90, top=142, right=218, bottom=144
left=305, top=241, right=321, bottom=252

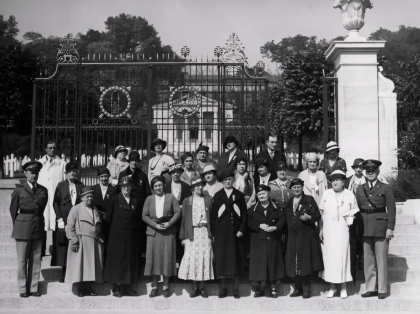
left=360, top=207, right=386, bottom=214
left=19, top=209, right=36, bottom=214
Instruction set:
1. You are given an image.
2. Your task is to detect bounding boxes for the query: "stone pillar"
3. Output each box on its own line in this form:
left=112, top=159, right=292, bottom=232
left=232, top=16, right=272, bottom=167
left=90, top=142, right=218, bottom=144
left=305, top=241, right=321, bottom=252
left=325, top=41, right=389, bottom=174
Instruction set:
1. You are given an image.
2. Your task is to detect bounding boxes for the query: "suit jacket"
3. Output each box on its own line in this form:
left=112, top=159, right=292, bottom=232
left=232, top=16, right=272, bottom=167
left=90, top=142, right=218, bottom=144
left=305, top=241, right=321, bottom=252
left=217, top=149, right=248, bottom=173
left=254, top=172, right=277, bottom=191
left=92, top=184, right=117, bottom=215
left=165, top=179, right=192, bottom=206
left=254, top=149, right=286, bottom=175
left=355, top=181, right=396, bottom=237
left=142, top=193, right=181, bottom=237
left=53, top=180, right=84, bottom=223
left=9, top=182, right=48, bottom=240
left=118, top=167, right=151, bottom=199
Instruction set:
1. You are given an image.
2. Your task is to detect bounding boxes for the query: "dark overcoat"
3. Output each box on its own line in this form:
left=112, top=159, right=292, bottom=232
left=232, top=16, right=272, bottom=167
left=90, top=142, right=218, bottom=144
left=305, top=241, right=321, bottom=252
left=248, top=201, right=286, bottom=282
left=103, top=193, right=145, bottom=284
left=118, top=167, right=151, bottom=199
left=51, top=179, right=84, bottom=266
left=284, top=194, right=324, bottom=278
left=211, top=188, right=247, bottom=278
left=254, top=149, right=287, bottom=177
left=92, top=183, right=117, bottom=242
left=10, top=182, right=48, bottom=240
left=165, top=179, right=192, bottom=206
left=217, top=150, right=248, bottom=173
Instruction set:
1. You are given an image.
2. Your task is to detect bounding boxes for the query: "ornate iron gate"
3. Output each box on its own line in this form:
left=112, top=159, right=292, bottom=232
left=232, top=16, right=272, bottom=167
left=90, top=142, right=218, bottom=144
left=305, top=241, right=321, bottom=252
left=32, top=34, right=268, bottom=184
left=322, top=77, right=338, bottom=148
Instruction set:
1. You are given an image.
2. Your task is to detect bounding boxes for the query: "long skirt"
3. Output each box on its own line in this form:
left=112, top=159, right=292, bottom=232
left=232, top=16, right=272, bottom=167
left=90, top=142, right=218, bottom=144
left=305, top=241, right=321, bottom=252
left=178, top=227, right=214, bottom=281
left=144, top=232, right=177, bottom=277
left=320, top=217, right=353, bottom=283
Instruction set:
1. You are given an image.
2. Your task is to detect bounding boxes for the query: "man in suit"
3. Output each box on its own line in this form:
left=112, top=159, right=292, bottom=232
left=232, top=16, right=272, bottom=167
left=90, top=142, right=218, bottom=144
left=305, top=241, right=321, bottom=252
left=218, top=135, right=248, bottom=173
left=118, top=151, right=151, bottom=199
left=254, top=134, right=286, bottom=176
left=51, top=162, right=84, bottom=282
left=9, top=161, right=48, bottom=297
left=254, top=158, right=277, bottom=191
left=355, top=159, right=396, bottom=299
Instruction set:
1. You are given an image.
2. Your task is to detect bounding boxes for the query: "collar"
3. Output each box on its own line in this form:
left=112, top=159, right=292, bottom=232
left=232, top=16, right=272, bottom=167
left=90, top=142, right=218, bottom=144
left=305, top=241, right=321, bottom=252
left=268, top=148, right=275, bottom=154
left=369, top=180, right=377, bottom=187
left=100, top=184, right=109, bottom=190
left=27, top=181, right=35, bottom=189
left=229, top=149, right=237, bottom=156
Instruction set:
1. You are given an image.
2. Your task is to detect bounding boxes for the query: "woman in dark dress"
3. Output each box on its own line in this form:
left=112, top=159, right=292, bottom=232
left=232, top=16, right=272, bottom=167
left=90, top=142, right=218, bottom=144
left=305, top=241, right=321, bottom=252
left=212, top=169, right=247, bottom=299
left=103, top=176, right=145, bottom=297
left=248, top=184, right=286, bottom=298
left=284, top=178, right=324, bottom=299
left=52, top=162, right=84, bottom=282
left=318, top=141, right=347, bottom=187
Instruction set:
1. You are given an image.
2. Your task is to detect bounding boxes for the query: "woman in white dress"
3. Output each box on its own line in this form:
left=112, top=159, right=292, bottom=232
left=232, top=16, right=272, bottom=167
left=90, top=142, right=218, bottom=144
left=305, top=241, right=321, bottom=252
left=319, top=170, right=359, bottom=299
left=148, top=138, right=175, bottom=183
left=178, top=176, right=214, bottom=298
left=232, top=157, right=256, bottom=209
left=107, top=145, right=129, bottom=186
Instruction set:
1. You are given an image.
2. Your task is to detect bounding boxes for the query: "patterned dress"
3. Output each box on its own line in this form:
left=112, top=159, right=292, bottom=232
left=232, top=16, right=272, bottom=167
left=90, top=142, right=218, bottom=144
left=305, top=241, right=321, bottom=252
left=178, top=197, right=214, bottom=281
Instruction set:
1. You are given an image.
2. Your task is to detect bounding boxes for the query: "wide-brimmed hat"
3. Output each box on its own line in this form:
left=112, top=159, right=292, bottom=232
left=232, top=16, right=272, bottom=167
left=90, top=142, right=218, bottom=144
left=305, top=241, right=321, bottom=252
left=128, top=151, right=141, bottom=161
left=114, top=145, right=128, bottom=157
left=23, top=161, right=42, bottom=172
left=219, top=169, right=234, bottom=181
left=223, top=135, right=239, bottom=149
left=362, top=159, right=382, bottom=169
left=256, top=184, right=271, bottom=193
left=151, top=138, right=167, bottom=152
left=325, top=141, right=340, bottom=153
left=119, top=176, right=134, bottom=186
left=80, top=186, right=94, bottom=197
left=65, top=162, right=79, bottom=173
left=202, top=163, right=217, bottom=175
left=168, top=163, right=184, bottom=174
left=330, top=170, right=346, bottom=181
left=351, top=158, right=365, bottom=169
left=290, top=178, right=304, bottom=188
left=195, top=145, right=209, bottom=154
left=256, top=158, right=270, bottom=168
left=97, top=166, right=110, bottom=176
left=190, top=175, right=205, bottom=188
left=276, top=161, right=288, bottom=171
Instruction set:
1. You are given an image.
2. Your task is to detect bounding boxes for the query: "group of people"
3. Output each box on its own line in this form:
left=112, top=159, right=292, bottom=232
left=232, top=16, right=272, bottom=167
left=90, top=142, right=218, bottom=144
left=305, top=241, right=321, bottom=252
left=9, top=135, right=396, bottom=301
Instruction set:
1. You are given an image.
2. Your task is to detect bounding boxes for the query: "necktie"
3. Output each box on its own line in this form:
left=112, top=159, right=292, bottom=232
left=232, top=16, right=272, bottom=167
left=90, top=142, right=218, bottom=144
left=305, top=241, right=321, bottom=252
left=32, top=185, right=36, bottom=194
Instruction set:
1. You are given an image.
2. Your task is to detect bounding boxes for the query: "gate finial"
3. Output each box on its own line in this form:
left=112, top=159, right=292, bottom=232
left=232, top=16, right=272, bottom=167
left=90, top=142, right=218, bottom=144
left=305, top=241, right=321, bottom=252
left=56, top=34, right=79, bottom=63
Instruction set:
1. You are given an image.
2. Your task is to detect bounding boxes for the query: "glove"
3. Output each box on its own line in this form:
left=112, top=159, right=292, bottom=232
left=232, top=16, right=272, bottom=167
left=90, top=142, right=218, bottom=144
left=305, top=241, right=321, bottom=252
left=345, top=216, right=354, bottom=226
left=57, top=219, right=65, bottom=229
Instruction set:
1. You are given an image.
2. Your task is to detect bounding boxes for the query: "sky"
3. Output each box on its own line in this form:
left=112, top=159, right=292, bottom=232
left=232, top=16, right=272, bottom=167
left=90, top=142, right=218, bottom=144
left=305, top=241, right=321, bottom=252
left=1, top=0, right=419, bottom=72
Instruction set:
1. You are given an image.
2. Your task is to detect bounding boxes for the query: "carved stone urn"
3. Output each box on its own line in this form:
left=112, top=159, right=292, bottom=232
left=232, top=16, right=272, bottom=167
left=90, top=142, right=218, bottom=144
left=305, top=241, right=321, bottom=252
left=333, top=0, right=373, bottom=41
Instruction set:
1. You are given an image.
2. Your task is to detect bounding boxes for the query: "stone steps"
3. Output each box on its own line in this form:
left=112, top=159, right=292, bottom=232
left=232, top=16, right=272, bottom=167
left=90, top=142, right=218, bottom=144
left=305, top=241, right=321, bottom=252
left=0, top=294, right=419, bottom=311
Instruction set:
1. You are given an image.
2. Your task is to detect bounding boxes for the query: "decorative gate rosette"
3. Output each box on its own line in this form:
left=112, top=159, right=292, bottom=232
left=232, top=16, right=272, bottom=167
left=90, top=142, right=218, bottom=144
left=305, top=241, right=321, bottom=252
left=99, top=86, right=132, bottom=119
left=169, top=86, right=201, bottom=118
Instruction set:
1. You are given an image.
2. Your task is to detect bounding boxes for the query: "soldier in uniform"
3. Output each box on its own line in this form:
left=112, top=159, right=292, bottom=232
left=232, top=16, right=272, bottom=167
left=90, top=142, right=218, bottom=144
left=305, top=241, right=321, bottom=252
left=9, top=161, right=48, bottom=297
left=355, top=159, right=396, bottom=299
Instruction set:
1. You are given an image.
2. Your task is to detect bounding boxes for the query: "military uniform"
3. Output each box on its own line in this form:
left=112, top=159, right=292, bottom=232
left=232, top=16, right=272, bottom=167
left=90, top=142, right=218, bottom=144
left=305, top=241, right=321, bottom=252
left=355, top=160, right=396, bottom=296
left=9, top=162, right=48, bottom=296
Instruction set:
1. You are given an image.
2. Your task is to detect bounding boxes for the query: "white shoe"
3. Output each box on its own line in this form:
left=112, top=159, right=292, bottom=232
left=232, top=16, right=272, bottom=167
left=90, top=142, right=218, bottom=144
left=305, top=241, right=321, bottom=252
left=327, top=289, right=336, bottom=298
left=340, top=289, right=348, bottom=299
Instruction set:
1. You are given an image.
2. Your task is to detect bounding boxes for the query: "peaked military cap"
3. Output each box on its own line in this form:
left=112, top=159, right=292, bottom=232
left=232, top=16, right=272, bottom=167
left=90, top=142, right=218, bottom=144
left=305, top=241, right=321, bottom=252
left=289, top=178, right=304, bottom=188
left=362, top=159, right=382, bottom=169
left=256, top=184, right=271, bottom=193
left=65, top=161, right=79, bottom=173
left=23, top=161, right=42, bottom=172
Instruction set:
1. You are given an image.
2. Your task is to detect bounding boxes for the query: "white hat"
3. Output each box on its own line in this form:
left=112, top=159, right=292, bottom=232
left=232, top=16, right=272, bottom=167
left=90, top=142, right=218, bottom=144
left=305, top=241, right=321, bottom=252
left=305, top=152, right=319, bottom=162
left=325, top=141, right=340, bottom=153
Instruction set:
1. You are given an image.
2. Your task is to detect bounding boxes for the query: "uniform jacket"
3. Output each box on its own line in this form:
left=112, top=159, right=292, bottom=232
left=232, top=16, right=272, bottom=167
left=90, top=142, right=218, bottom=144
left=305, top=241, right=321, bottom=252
left=37, top=155, right=66, bottom=231
left=217, top=149, right=248, bottom=173
left=165, top=179, right=192, bottom=207
left=355, top=181, right=396, bottom=237
left=180, top=194, right=212, bottom=241
left=118, top=166, right=151, bottom=199
left=254, top=149, right=287, bottom=176
left=9, top=182, right=48, bottom=240
left=284, top=194, right=324, bottom=277
left=142, top=193, right=181, bottom=237
left=298, top=170, right=328, bottom=207
left=211, top=188, right=247, bottom=277
left=248, top=201, right=286, bottom=282
left=53, top=180, right=84, bottom=223
left=104, top=193, right=145, bottom=284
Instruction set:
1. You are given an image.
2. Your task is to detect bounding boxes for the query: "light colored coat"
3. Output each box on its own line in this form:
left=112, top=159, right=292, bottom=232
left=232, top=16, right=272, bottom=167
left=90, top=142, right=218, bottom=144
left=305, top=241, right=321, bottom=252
left=298, top=169, right=328, bottom=207
left=106, top=159, right=129, bottom=186
left=65, top=203, right=104, bottom=284
left=37, top=155, right=66, bottom=231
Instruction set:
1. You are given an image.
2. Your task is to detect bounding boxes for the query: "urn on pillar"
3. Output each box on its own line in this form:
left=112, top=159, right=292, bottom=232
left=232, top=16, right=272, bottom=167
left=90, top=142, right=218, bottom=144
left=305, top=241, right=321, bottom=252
left=333, top=0, right=373, bottom=41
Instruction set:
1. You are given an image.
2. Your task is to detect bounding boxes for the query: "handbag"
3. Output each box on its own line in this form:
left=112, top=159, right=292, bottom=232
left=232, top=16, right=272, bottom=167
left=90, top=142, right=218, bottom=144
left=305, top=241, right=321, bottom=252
left=156, top=215, right=173, bottom=224
left=56, top=229, right=67, bottom=245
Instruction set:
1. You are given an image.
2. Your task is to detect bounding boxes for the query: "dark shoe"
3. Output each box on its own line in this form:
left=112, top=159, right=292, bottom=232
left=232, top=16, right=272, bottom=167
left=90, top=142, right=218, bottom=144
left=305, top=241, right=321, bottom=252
left=163, top=289, right=171, bottom=298
left=302, top=287, right=311, bottom=299
left=290, top=288, right=302, bottom=297
left=361, top=291, right=378, bottom=298
left=233, top=289, right=240, bottom=299
left=149, top=288, right=158, bottom=298
left=190, top=288, right=200, bottom=298
left=200, top=288, right=208, bottom=298
left=270, top=289, right=278, bottom=299
left=254, top=289, right=264, bottom=298
left=113, top=291, right=122, bottom=298
left=30, top=292, right=41, bottom=297
left=86, top=289, right=98, bottom=297
left=20, top=293, right=29, bottom=298
left=378, top=293, right=387, bottom=299
left=125, top=288, right=137, bottom=297
left=77, top=291, right=85, bottom=298
left=218, top=288, right=227, bottom=298
left=58, top=278, right=65, bottom=283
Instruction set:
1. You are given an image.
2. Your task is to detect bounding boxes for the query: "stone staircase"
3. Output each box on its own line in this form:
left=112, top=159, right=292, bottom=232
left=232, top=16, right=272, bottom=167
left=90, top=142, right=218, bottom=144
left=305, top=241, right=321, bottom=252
left=0, top=189, right=419, bottom=312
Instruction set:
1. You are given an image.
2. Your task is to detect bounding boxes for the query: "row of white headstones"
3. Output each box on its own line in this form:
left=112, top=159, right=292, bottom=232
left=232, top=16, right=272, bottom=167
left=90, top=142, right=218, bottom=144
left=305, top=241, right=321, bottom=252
left=3, top=152, right=312, bottom=177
